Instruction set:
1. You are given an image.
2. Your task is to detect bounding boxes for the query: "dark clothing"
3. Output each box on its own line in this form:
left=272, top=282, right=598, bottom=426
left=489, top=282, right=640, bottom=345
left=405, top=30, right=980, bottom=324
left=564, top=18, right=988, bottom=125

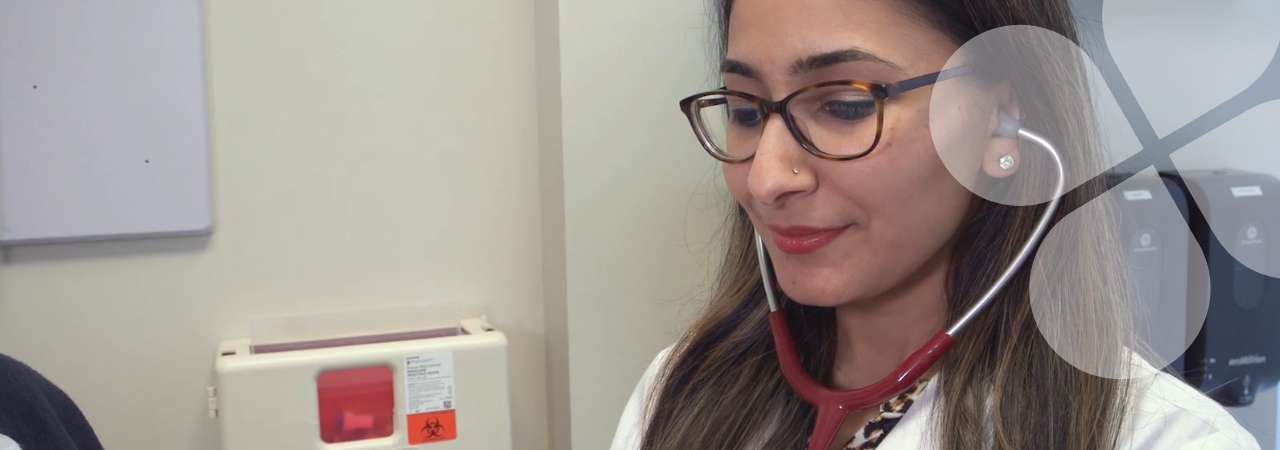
left=0, top=354, right=103, bottom=450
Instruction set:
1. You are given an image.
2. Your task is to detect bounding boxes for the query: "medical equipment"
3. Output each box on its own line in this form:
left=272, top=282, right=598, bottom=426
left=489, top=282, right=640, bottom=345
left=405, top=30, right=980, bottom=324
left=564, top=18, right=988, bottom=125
left=1164, top=169, right=1280, bottom=406
left=1106, top=172, right=1195, bottom=377
left=755, top=111, right=1065, bottom=450
left=211, top=313, right=513, bottom=450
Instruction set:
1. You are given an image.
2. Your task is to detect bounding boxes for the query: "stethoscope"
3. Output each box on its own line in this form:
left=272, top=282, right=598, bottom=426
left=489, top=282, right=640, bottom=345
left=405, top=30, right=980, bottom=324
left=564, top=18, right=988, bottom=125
left=754, top=111, right=1067, bottom=450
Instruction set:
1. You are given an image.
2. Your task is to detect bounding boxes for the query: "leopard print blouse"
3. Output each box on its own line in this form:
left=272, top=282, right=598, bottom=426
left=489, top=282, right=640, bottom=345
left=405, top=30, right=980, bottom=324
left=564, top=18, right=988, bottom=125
left=842, top=376, right=933, bottom=449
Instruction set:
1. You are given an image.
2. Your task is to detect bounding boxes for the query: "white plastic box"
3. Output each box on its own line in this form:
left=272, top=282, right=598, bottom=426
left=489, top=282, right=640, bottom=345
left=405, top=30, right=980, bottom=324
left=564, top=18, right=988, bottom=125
left=212, top=316, right=512, bottom=450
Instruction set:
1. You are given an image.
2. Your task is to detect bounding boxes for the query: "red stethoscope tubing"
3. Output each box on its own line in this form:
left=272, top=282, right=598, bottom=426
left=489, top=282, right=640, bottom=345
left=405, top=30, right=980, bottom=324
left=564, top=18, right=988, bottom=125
left=769, top=311, right=954, bottom=450
left=758, top=119, right=1064, bottom=450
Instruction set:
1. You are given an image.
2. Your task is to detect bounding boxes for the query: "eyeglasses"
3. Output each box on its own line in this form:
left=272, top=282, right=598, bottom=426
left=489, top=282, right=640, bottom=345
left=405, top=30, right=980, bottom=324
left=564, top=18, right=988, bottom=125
left=679, top=66, right=972, bottom=163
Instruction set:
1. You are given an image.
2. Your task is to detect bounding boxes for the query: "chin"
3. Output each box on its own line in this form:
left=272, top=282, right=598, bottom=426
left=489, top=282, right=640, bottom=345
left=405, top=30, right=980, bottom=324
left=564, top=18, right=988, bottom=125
left=771, top=262, right=865, bottom=308
left=779, top=282, right=859, bottom=308
left=771, top=245, right=894, bottom=306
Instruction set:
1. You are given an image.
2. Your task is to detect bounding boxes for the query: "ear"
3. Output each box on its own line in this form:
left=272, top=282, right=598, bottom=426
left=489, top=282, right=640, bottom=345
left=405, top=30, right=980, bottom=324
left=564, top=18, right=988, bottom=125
left=981, top=101, right=1021, bottom=178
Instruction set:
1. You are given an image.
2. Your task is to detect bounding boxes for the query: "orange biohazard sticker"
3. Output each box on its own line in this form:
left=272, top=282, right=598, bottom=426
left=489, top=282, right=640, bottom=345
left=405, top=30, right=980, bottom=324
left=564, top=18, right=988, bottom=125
left=407, top=410, right=456, bottom=444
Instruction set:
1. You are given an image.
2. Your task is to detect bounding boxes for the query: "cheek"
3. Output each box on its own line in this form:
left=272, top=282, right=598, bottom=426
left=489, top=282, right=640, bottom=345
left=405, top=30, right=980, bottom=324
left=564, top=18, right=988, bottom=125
left=831, top=122, right=973, bottom=290
left=876, top=122, right=974, bottom=232
left=886, top=164, right=972, bottom=244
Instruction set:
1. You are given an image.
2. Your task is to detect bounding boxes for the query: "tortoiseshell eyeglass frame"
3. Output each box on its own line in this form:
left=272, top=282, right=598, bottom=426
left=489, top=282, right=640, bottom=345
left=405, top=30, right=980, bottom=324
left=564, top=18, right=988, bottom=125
left=679, top=65, right=973, bottom=163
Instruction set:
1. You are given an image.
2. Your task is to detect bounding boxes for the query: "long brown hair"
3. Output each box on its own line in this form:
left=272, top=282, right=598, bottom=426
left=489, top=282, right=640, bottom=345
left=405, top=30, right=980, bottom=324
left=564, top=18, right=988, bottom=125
left=639, top=1, right=1134, bottom=449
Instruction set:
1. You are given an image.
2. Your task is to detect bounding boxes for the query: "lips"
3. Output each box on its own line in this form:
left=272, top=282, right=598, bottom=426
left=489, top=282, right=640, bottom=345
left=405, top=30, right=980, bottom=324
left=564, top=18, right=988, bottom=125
left=769, top=225, right=850, bottom=254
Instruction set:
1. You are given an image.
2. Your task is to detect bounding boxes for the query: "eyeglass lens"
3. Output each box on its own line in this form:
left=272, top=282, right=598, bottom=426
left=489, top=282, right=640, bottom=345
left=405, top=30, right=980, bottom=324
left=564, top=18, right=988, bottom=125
left=694, top=85, right=879, bottom=160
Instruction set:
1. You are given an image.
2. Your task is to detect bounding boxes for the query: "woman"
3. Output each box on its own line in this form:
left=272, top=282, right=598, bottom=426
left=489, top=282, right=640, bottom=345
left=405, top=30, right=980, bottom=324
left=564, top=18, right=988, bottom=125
left=610, top=0, right=1259, bottom=449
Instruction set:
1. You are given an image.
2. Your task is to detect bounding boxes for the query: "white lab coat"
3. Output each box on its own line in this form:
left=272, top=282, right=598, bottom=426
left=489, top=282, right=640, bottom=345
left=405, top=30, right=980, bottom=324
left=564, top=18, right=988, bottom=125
left=0, top=435, right=18, bottom=450
left=609, top=347, right=1261, bottom=450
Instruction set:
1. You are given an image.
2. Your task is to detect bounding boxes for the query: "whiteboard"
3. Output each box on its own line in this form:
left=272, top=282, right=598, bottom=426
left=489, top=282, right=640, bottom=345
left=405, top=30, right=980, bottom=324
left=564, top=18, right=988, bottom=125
left=0, top=1, right=213, bottom=245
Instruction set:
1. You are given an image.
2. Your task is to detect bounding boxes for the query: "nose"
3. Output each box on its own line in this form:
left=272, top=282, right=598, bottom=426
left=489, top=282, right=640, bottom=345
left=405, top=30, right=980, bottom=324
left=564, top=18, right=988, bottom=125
left=747, top=117, right=815, bottom=207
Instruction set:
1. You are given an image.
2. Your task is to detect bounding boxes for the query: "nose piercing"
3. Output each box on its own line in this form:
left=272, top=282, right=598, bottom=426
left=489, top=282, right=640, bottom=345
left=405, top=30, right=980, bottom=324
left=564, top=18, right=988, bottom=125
left=793, top=167, right=800, bottom=174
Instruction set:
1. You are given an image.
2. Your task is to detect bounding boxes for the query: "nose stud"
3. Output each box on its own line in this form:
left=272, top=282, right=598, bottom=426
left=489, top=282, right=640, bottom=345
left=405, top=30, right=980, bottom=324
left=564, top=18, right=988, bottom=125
left=793, top=167, right=800, bottom=174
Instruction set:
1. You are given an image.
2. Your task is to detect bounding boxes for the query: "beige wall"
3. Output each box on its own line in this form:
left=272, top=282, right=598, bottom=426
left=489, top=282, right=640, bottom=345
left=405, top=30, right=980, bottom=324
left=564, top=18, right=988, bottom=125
left=534, top=0, right=571, bottom=447
left=0, top=1, right=551, bottom=449
left=552, top=0, right=726, bottom=448
left=553, top=0, right=726, bottom=448
left=541, top=0, right=728, bottom=447
left=0, top=1, right=723, bottom=449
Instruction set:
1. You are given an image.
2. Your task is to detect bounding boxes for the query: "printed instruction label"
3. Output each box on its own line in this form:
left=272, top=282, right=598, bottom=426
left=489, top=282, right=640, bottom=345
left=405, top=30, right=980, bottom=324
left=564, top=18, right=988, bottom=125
left=1232, top=185, right=1263, bottom=197
left=1123, top=189, right=1153, bottom=201
left=405, top=352, right=455, bottom=414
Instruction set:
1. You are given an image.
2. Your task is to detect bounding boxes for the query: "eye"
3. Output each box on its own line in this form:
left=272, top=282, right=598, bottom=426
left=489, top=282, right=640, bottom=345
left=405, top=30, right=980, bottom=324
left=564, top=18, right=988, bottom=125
left=820, top=98, right=876, bottom=122
left=730, top=107, right=764, bottom=128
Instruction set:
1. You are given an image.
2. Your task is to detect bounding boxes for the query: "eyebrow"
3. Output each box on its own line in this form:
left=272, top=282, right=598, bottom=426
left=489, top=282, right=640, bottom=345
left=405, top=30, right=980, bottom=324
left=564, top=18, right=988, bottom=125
left=721, top=59, right=760, bottom=79
left=721, top=48, right=902, bottom=80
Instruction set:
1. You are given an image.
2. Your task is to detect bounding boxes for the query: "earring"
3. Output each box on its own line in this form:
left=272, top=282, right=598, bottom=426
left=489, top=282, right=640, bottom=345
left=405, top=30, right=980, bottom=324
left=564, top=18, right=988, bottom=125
left=998, top=155, right=1015, bottom=170
left=793, top=167, right=800, bottom=174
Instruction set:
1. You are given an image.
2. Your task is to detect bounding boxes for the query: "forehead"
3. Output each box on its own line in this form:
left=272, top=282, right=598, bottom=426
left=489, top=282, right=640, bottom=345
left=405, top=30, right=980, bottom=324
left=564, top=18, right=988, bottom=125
left=725, top=0, right=958, bottom=77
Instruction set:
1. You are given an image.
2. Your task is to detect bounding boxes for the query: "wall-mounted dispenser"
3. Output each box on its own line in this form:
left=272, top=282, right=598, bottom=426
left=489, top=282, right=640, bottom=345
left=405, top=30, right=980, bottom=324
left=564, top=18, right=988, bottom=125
left=211, top=308, right=512, bottom=449
left=1163, top=169, right=1280, bottom=406
left=1106, top=172, right=1195, bottom=377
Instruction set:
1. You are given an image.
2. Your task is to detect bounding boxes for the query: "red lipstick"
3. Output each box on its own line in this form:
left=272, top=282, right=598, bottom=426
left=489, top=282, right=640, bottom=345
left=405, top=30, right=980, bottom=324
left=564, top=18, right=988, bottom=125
left=769, top=225, right=850, bottom=254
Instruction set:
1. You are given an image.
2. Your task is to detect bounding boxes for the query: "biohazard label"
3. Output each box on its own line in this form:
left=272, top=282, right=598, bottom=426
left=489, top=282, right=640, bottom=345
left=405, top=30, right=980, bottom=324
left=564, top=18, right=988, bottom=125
left=407, top=409, right=457, bottom=444
left=405, top=352, right=456, bottom=444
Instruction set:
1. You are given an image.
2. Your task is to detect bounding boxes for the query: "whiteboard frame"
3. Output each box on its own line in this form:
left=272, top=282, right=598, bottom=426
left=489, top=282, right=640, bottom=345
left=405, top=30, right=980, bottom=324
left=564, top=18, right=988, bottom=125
left=0, top=1, right=214, bottom=246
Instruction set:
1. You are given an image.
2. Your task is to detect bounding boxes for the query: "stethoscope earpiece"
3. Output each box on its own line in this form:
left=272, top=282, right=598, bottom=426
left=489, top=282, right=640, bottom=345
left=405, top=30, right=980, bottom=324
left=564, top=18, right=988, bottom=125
left=995, top=109, right=1021, bottom=138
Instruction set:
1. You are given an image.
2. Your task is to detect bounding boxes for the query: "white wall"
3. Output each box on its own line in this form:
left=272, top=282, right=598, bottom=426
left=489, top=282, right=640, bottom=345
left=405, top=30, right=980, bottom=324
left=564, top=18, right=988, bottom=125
left=0, top=1, right=549, bottom=449
left=534, top=0, right=572, bottom=446
left=552, top=0, right=727, bottom=448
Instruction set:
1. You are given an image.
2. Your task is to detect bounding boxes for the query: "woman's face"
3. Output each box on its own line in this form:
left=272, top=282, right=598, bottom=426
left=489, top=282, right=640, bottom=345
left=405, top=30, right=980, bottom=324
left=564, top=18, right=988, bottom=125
left=723, top=0, right=995, bottom=307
